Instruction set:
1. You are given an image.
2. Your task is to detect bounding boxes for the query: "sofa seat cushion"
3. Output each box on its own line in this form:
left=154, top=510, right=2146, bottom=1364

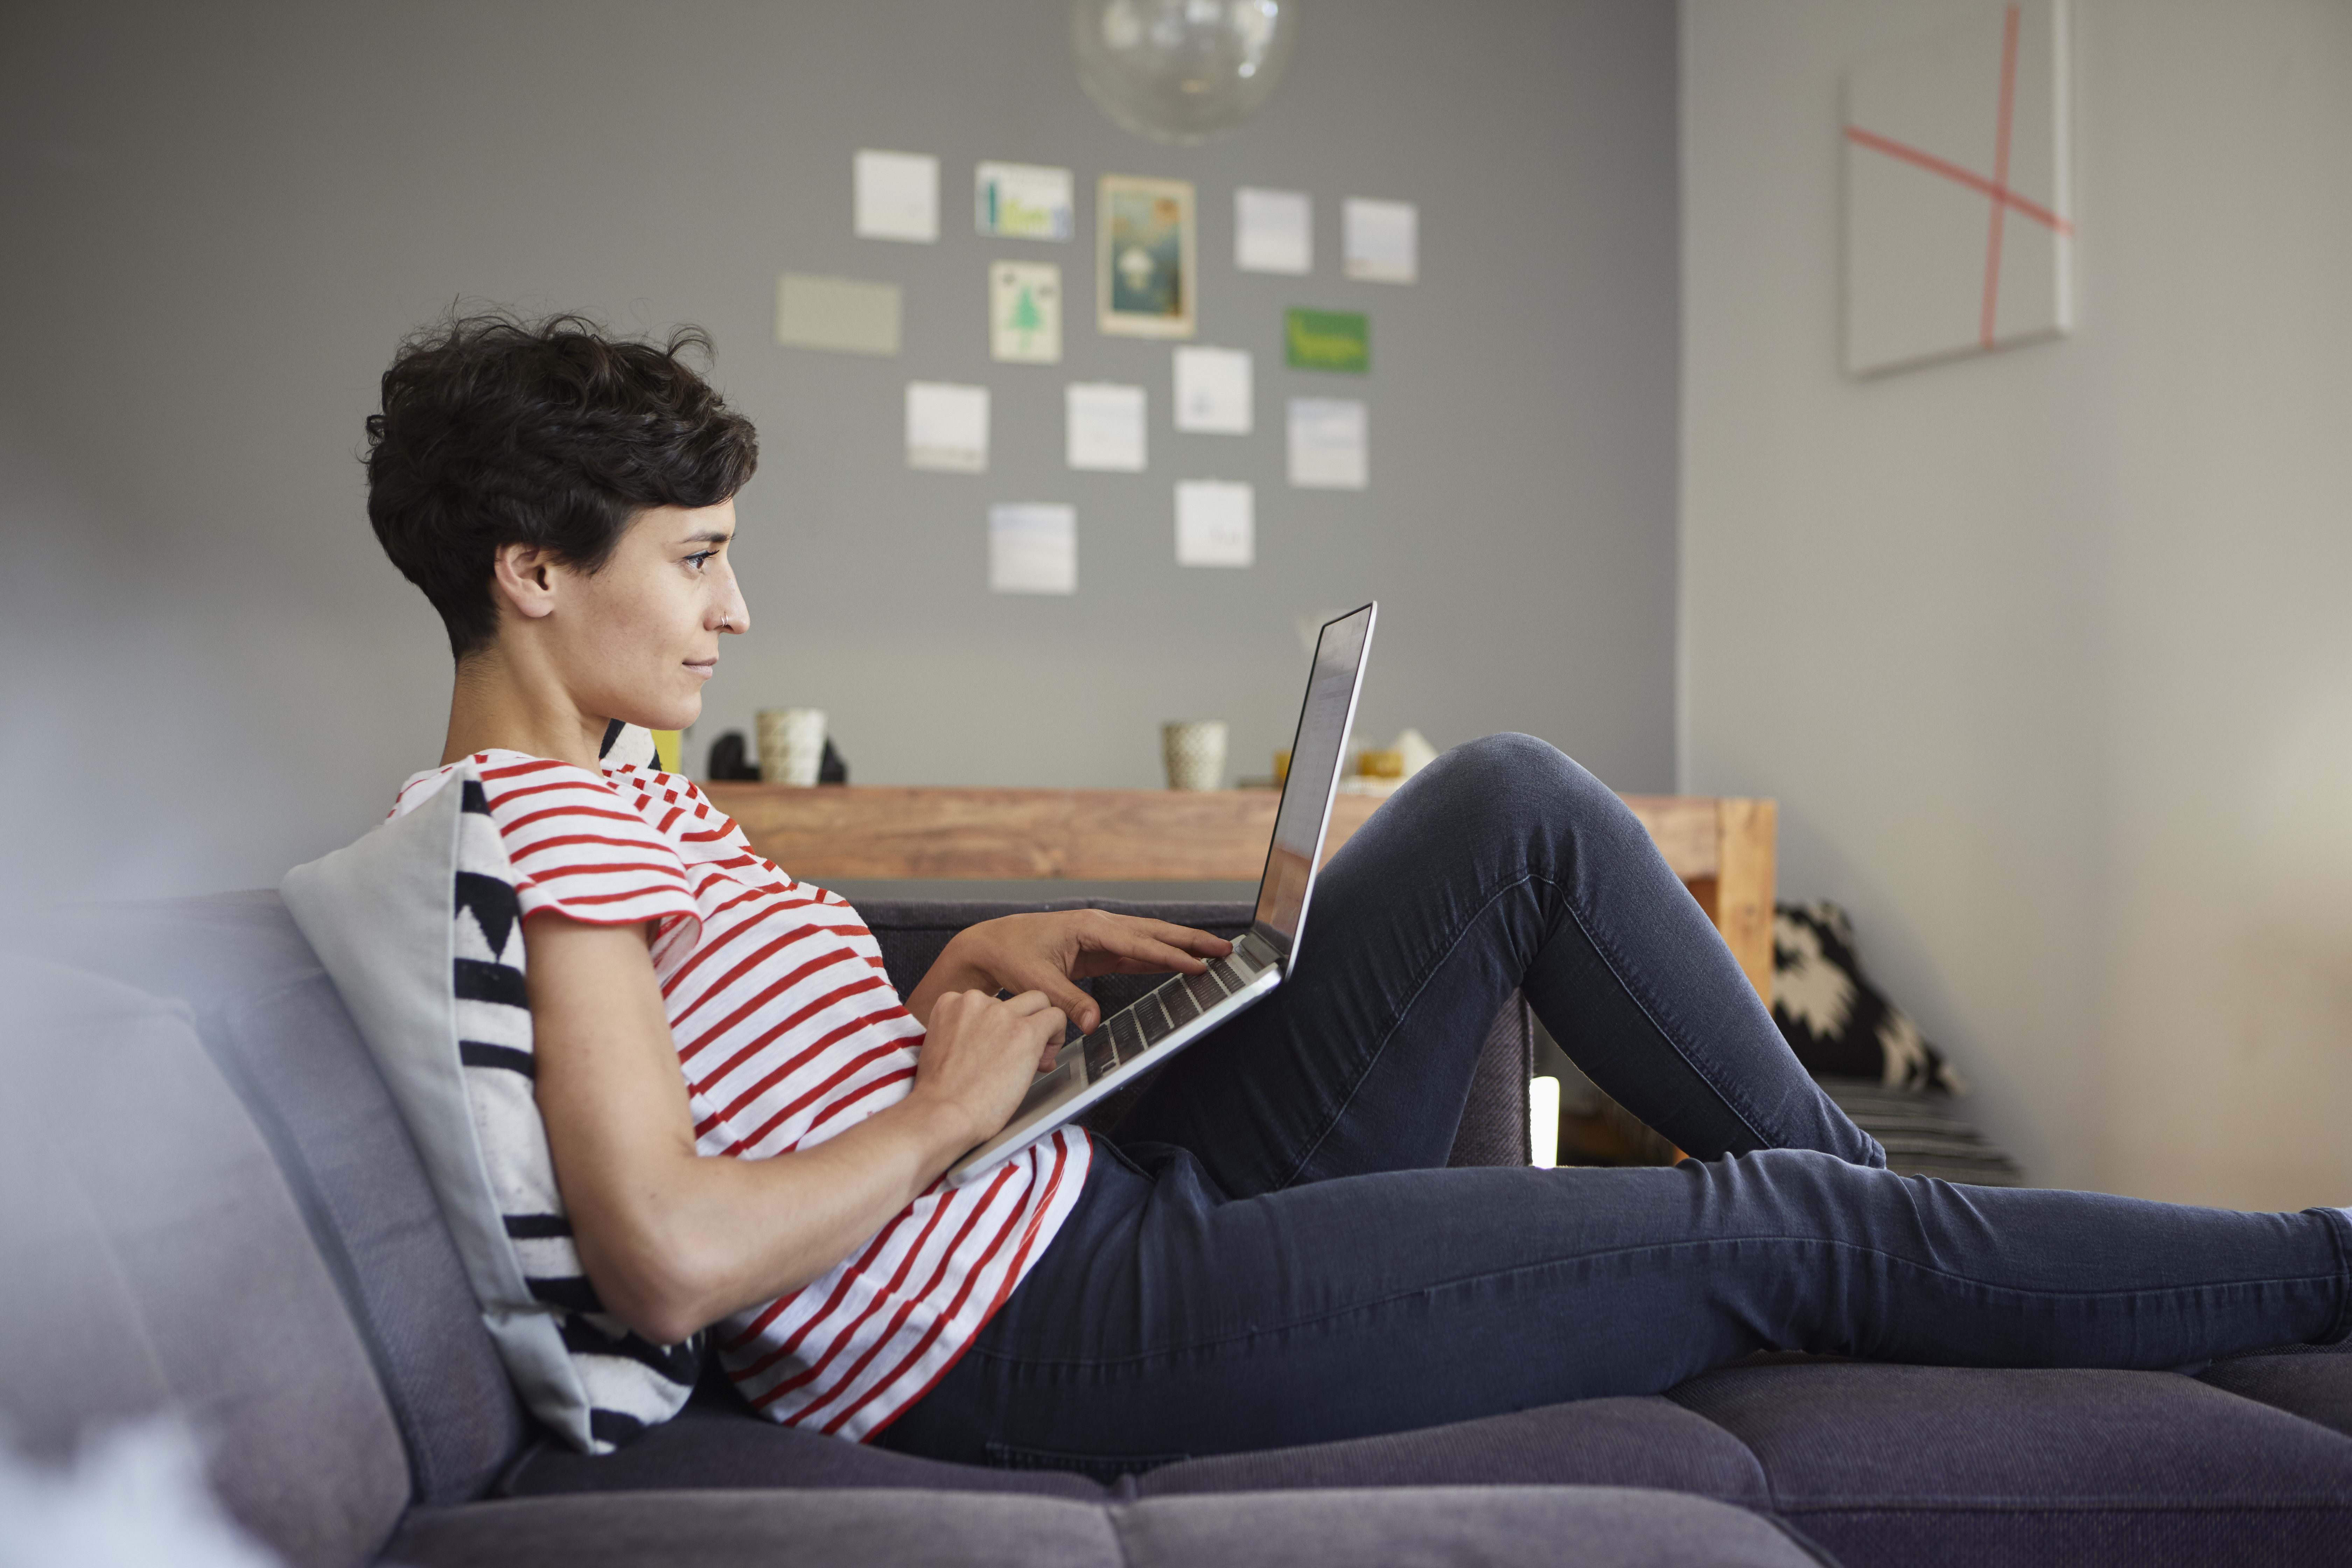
left=497, top=1387, right=1105, bottom=1502
left=1135, top=1395, right=1768, bottom=1503
left=2197, top=1340, right=2352, bottom=1441
left=1670, top=1359, right=2352, bottom=1567
left=388, top=1485, right=1825, bottom=1568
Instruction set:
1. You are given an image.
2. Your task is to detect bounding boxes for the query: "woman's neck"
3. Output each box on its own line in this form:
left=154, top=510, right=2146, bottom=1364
left=439, top=648, right=608, bottom=770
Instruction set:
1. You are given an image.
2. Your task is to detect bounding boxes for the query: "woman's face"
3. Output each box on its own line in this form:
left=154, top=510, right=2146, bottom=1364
left=543, top=498, right=748, bottom=732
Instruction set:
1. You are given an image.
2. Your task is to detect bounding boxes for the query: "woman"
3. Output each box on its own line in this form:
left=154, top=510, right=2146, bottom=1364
left=367, top=314, right=2349, bottom=1469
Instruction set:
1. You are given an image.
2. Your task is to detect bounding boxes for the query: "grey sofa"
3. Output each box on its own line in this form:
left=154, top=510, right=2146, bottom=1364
left=5, top=891, right=2348, bottom=1568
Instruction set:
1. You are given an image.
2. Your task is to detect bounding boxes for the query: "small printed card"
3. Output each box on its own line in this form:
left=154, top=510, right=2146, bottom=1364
left=991, top=261, right=1062, bottom=363
left=1099, top=175, right=1197, bottom=339
left=989, top=504, right=1077, bottom=594
left=1285, top=309, right=1368, bottom=373
left=1287, top=398, right=1367, bottom=490
left=855, top=150, right=939, bottom=243
left=1342, top=198, right=1417, bottom=282
left=1175, top=480, right=1254, bottom=567
left=976, top=161, right=1075, bottom=240
left=1174, top=346, right=1252, bottom=434
left=906, top=382, right=989, bottom=472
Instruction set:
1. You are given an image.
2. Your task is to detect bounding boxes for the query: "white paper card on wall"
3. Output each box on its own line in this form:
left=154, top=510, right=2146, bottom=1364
left=1175, top=481, right=1254, bottom=567
left=991, top=261, right=1063, bottom=363
left=906, top=382, right=990, bottom=472
left=1235, top=188, right=1312, bottom=274
left=1065, top=383, right=1147, bottom=471
left=989, top=504, right=1077, bottom=594
left=776, top=273, right=903, bottom=356
left=1287, top=398, right=1367, bottom=489
left=1173, top=346, right=1252, bottom=434
left=1342, top=198, right=1418, bottom=283
left=976, top=161, right=1075, bottom=240
left=854, top=149, right=939, bottom=243
left=1842, top=0, right=2072, bottom=376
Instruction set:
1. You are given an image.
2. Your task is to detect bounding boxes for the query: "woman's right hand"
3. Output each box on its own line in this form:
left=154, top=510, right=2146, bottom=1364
left=908, top=988, right=1069, bottom=1149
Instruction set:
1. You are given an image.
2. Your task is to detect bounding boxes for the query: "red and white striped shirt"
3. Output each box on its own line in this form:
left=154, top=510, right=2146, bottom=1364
left=393, top=751, right=1090, bottom=1442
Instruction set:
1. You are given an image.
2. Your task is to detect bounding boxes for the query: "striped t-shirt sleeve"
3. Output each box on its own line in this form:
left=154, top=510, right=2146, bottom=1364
left=476, top=755, right=700, bottom=934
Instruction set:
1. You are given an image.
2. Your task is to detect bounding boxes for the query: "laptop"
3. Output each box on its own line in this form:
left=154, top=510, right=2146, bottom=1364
left=945, top=602, right=1379, bottom=1185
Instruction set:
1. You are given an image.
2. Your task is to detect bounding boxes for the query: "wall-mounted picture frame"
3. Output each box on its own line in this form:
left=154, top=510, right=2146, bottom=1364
left=1098, top=174, right=1196, bottom=339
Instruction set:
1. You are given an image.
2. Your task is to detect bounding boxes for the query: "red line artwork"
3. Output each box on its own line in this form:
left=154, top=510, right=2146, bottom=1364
left=1843, top=2, right=2072, bottom=354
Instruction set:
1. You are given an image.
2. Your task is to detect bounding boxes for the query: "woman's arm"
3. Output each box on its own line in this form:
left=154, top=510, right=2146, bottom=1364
left=904, top=910, right=1234, bottom=1033
left=524, top=912, right=1063, bottom=1347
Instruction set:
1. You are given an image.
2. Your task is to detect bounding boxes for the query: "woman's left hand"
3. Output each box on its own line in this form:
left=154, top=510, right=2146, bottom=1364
left=905, top=911, right=1233, bottom=1035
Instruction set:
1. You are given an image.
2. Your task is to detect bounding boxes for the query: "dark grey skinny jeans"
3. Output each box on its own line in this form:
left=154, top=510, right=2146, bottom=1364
left=880, top=734, right=2352, bottom=1472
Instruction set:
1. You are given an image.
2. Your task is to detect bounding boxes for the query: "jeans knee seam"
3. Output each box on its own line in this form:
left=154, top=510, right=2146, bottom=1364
left=1553, top=888, right=1779, bottom=1151
left=1274, top=870, right=1546, bottom=1188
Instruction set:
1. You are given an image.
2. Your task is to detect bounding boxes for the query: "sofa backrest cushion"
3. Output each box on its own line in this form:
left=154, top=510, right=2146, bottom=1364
left=282, top=766, right=699, bottom=1455
left=0, top=954, right=411, bottom=1568
left=1, top=889, right=527, bottom=1506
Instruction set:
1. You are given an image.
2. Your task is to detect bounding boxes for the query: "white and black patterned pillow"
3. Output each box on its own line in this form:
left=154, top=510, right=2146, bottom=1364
left=447, top=770, right=702, bottom=1449
left=1771, top=900, right=1966, bottom=1094
left=285, top=749, right=698, bottom=1454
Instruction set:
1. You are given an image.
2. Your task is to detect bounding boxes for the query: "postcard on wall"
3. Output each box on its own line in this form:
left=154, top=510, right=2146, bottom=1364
left=776, top=273, right=902, bottom=356
left=1176, top=480, right=1254, bottom=568
left=906, top=382, right=990, bottom=472
left=1174, top=346, right=1252, bottom=434
left=1287, top=397, right=1367, bottom=489
left=976, top=161, right=1074, bottom=240
left=1066, top=382, right=1147, bottom=471
left=855, top=150, right=939, bottom=243
left=1342, top=197, right=1417, bottom=282
left=1236, top=187, right=1312, bottom=274
left=1284, top=308, right=1368, bottom=373
left=1098, top=175, right=1196, bottom=339
left=990, top=261, right=1062, bottom=363
left=989, top=503, right=1077, bottom=594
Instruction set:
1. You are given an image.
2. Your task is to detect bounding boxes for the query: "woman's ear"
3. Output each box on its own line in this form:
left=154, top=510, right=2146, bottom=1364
left=490, top=542, right=560, bottom=621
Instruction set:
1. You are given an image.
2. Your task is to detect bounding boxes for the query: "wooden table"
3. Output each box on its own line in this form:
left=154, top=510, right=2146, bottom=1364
left=705, top=783, right=1777, bottom=1003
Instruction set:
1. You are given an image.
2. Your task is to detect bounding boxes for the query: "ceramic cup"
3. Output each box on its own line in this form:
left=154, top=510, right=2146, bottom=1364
left=1161, top=720, right=1228, bottom=792
left=755, top=707, right=827, bottom=788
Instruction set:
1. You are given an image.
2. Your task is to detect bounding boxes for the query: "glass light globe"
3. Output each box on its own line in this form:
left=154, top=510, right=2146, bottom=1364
left=1070, top=0, right=1302, bottom=145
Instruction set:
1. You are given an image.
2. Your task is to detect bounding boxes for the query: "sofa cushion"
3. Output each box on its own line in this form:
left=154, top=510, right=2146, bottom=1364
left=1669, top=1359, right=2352, bottom=1567
left=386, top=1485, right=1826, bottom=1568
left=282, top=765, right=699, bottom=1455
left=0, top=955, right=411, bottom=1568
left=2197, top=1339, right=2352, bottom=1440
left=386, top=1489, right=1121, bottom=1568
left=1134, top=1395, right=1768, bottom=1504
left=1, top=890, right=526, bottom=1506
left=496, top=1378, right=1105, bottom=1502
left=1112, top=1486, right=1827, bottom=1568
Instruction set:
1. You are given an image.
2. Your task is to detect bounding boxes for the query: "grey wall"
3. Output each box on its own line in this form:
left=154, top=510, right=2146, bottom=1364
left=1682, top=0, right=2352, bottom=1209
left=0, top=0, right=1679, bottom=902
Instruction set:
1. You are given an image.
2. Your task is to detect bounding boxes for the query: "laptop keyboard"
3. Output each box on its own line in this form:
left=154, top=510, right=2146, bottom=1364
left=1080, top=946, right=1270, bottom=1082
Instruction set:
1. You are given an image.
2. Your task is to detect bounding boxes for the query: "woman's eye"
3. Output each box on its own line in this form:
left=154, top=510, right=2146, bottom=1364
left=685, top=551, right=715, bottom=570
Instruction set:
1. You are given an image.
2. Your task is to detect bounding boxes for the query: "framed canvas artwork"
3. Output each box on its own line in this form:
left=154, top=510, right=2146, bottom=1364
left=1843, top=0, right=2073, bottom=376
left=1098, top=175, right=1196, bottom=340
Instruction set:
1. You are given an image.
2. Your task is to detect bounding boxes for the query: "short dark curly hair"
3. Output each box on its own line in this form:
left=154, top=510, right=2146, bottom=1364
left=364, top=312, right=760, bottom=659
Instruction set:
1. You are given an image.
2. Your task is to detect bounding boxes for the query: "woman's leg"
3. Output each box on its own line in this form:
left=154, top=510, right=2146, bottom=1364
left=881, top=1146, right=2352, bottom=1469
left=1110, top=733, right=1880, bottom=1193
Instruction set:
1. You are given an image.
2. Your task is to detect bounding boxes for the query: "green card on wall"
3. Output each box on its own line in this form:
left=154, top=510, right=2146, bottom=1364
left=1285, top=308, right=1368, bottom=373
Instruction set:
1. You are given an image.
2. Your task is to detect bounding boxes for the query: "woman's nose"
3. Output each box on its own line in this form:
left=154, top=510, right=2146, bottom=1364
left=716, top=574, right=750, bottom=635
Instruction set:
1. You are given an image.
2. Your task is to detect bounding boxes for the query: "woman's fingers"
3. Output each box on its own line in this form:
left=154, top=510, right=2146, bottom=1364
left=1000, top=974, right=1099, bottom=1033
left=1069, top=916, right=1233, bottom=979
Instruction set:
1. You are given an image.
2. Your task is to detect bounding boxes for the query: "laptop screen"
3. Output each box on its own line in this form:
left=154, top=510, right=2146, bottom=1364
left=1251, top=603, right=1376, bottom=957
